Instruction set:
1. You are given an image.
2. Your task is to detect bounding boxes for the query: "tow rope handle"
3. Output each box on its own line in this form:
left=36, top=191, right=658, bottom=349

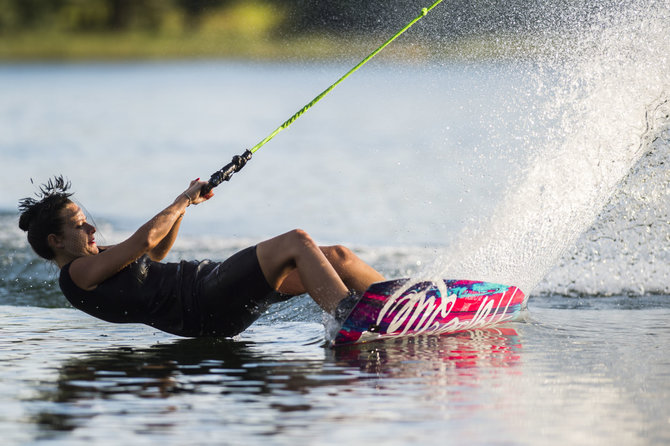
left=201, top=150, right=252, bottom=195
left=201, top=0, right=444, bottom=195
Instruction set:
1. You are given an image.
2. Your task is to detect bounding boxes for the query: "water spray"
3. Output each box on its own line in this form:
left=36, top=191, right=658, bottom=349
left=202, top=0, right=444, bottom=194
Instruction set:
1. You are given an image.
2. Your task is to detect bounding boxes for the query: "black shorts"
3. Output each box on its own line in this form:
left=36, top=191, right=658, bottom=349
left=196, top=246, right=292, bottom=337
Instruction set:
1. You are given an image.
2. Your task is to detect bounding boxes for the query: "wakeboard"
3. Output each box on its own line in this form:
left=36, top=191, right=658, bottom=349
left=331, top=279, right=526, bottom=347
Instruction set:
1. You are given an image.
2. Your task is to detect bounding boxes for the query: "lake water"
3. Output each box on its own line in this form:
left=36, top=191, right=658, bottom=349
left=2, top=3, right=670, bottom=443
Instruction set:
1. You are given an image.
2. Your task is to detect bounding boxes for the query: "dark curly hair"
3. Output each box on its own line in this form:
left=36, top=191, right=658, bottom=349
left=18, top=176, right=74, bottom=260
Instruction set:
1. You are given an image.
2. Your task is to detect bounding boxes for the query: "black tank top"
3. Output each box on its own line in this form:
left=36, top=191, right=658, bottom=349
left=59, top=255, right=217, bottom=337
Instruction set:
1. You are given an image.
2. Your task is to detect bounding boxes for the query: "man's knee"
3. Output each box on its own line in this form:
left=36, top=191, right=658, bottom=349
left=323, top=244, right=355, bottom=266
left=285, top=228, right=317, bottom=249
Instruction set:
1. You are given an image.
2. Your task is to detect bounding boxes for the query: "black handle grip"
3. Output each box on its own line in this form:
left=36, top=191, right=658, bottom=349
left=201, top=150, right=253, bottom=195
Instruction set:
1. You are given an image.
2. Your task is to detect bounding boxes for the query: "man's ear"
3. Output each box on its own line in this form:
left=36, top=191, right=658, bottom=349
left=48, top=233, right=64, bottom=250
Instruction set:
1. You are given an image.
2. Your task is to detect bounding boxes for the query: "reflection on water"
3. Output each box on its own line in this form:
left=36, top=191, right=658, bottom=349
left=331, top=327, right=521, bottom=377
left=3, top=305, right=670, bottom=445
left=26, top=324, right=521, bottom=442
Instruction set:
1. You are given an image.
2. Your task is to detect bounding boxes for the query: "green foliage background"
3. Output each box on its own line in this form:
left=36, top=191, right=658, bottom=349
left=0, top=0, right=588, bottom=60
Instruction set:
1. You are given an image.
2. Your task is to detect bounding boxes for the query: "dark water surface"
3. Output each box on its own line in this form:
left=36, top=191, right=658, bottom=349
left=2, top=300, right=669, bottom=445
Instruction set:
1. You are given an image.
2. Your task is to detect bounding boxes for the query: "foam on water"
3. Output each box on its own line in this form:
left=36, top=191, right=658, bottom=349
left=427, top=1, right=670, bottom=296
left=538, top=118, right=670, bottom=296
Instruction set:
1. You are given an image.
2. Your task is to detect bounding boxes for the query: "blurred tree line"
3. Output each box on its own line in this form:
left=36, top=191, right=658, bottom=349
left=0, top=0, right=609, bottom=62
left=0, top=0, right=238, bottom=33
left=0, top=0, right=591, bottom=36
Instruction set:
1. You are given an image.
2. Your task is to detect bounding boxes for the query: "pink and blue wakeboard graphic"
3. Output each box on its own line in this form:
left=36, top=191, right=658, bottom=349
left=332, top=279, right=526, bottom=347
